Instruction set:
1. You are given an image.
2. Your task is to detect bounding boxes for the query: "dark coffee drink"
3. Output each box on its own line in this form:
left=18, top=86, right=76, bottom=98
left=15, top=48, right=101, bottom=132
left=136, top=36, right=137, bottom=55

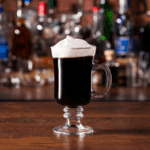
left=52, top=36, right=112, bottom=135
left=51, top=36, right=96, bottom=107
left=53, top=56, right=93, bottom=107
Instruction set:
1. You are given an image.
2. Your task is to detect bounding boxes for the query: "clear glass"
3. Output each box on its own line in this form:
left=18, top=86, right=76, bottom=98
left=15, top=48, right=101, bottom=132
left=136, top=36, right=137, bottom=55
left=19, top=58, right=54, bottom=86
left=20, top=1, right=54, bottom=87
left=126, top=51, right=150, bottom=87
left=53, top=62, right=112, bottom=135
left=126, top=57, right=140, bottom=87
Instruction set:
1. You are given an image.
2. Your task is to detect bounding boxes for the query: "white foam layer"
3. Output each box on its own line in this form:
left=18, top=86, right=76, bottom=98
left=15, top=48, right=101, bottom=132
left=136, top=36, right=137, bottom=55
left=51, top=36, right=96, bottom=58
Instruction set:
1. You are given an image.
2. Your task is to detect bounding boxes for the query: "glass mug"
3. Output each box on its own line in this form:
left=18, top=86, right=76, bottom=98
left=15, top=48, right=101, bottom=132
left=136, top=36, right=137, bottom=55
left=52, top=56, right=112, bottom=135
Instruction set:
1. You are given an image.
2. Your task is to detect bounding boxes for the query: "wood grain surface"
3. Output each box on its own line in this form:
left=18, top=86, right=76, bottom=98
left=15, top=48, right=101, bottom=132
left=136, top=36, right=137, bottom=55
left=0, top=101, right=150, bottom=150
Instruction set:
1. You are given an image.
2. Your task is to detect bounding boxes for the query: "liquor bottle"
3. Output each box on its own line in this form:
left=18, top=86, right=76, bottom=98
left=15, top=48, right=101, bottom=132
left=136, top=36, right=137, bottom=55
left=10, top=0, right=32, bottom=72
left=114, top=0, right=134, bottom=86
left=86, top=6, right=103, bottom=63
left=47, top=0, right=58, bottom=24
left=35, top=1, right=54, bottom=58
left=58, top=0, right=89, bottom=40
left=55, top=13, right=68, bottom=43
left=138, top=2, right=150, bottom=87
left=71, top=1, right=83, bottom=39
left=139, top=1, right=150, bottom=54
left=100, top=0, right=113, bottom=48
left=45, top=0, right=56, bottom=48
left=22, top=0, right=38, bottom=37
left=47, top=0, right=60, bottom=36
left=114, top=0, right=133, bottom=58
left=87, top=0, right=113, bottom=64
left=126, top=50, right=140, bottom=87
left=32, top=1, right=54, bottom=86
left=102, top=50, right=119, bottom=87
left=55, top=2, right=82, bottom=41
left=71, top=0, right=91, bottom=40
left=33, top=1, right=48, bottom=57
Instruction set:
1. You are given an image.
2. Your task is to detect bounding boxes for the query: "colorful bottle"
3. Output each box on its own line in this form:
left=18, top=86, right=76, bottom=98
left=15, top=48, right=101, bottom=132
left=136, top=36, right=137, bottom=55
left=114, top=0, right=133, bottom=58
left=100, top=0, right=113, bottom=48
left=33, top=1, right=48, bottom=57
left=0, top=1, right=9, bottom=63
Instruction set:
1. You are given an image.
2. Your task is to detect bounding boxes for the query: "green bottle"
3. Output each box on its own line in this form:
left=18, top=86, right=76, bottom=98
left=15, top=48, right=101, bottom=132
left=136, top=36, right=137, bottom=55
left=100, top=0, right=113, bottom=49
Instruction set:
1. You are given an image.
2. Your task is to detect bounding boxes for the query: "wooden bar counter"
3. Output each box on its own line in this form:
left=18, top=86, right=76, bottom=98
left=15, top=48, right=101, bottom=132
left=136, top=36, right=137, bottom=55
left=0, top=84, right=150, bottom=149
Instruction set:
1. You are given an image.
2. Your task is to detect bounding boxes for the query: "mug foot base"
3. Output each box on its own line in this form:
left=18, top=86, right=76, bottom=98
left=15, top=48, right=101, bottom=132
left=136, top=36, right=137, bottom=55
left=53, top=124, right=93, bottom=135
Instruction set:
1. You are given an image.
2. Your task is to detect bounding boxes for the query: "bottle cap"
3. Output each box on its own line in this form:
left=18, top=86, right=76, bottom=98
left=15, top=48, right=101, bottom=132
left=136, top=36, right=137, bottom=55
left=38, top=1, right=46, bottom=15
left=92, top=7, right=99, bottom=12
left=49, top=0, right=57, bottom=8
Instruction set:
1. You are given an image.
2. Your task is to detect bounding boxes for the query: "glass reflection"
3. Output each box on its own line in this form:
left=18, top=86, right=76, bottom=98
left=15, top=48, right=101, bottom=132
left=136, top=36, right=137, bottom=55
left=54, top=132, right=93, bottom=150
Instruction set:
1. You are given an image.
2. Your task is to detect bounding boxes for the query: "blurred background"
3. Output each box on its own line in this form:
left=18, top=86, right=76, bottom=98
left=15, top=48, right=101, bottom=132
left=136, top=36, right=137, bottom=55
left=3, top=0, right=150, bottom=26
left=0, top=0, right=150, bottom=89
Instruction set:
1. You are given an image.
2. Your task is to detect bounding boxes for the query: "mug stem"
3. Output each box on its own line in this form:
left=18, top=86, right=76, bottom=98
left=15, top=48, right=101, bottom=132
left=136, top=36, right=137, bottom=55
left=53, top=106, right=93, bottom=135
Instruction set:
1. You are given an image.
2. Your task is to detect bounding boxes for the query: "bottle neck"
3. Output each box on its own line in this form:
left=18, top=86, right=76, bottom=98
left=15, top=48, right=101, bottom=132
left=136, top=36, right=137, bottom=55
left=49, top=0, right=57, bottom=7
left=15, top=0, right=27, bottom=26
left=92, top=11, right=99, bottom=32
left=119, top=0, right=128, bottom=14
left=38, top=14, right=46, bottom=23
left=48, top=0, right=56, bottom=15
left=77, top=0, right=83, bottom=16
left=48, top=7, right=55, bottom=20
left=92, top=7, right=103, bottom=37
left=16, top=0, right=23, bottom=18
left=100, top=0, right=109, bottom=9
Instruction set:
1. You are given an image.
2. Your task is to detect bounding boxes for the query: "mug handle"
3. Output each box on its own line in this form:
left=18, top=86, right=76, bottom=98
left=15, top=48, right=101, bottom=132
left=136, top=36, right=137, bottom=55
left=91, top=63, right=112, bottom=98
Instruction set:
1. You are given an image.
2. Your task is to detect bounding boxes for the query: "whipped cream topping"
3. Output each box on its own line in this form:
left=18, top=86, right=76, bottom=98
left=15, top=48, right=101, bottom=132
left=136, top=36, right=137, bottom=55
left=51, top=36, right=96, bottom=58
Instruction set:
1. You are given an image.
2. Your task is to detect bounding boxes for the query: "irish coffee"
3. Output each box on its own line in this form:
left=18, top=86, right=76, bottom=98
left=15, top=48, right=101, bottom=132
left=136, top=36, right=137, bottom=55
left=54, top=56, right=93, bottom=107
left=51, top=36, right=112, bottom=135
